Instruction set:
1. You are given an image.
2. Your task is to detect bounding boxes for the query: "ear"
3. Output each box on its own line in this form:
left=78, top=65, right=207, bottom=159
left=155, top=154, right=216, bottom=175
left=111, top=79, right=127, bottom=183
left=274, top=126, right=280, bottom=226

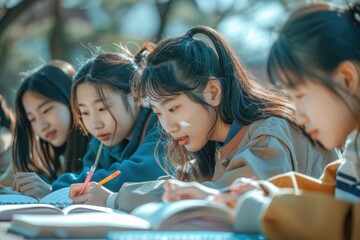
left=203, top=78, right=221, bottom=107
left=335, top=61, right=359, bottom=95
left=126, top=94, right=139, bottom=115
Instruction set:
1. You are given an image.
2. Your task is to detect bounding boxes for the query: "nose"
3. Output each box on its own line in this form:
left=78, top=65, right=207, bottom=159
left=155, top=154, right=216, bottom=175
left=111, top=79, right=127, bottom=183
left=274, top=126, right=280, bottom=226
left=160, top=117, right=179, bottom=134
left=89, top=114, right=104, bottom=130
left=37, top=118, right=49, bottom=132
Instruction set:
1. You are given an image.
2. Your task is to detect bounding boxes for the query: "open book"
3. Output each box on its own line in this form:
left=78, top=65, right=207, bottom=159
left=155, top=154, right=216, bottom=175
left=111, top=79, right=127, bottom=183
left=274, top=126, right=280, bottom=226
left=0, top=204, right=122, bottom=221
left=0, top=186, right=72, bottom=208
left=8, top=199, right=238, bottom=239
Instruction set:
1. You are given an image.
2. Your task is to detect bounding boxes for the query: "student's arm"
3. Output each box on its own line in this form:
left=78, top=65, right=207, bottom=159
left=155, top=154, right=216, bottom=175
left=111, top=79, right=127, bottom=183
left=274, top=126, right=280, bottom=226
left=86, top=126, right=165, bottom=192
left=53, top=119, right=165, bottom=192
left=261, top=191, right=352, bottom=239
left=51, top=140, right=97, bottom=191
left=267, top=159, right=343, bottom=194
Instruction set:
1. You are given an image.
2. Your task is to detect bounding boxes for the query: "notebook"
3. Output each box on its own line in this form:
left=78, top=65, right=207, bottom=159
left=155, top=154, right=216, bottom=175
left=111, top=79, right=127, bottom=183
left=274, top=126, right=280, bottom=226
left=8, top=212, right=150, bottom=239
left=8, top=199, right=235, bottom=239
left=0, top=204, right=122, bottom=221
left=108, top=231, right=266, bottom=240
left=0, top=186, right=72, bottom=208
left=8, top=199, right=261, bottom=239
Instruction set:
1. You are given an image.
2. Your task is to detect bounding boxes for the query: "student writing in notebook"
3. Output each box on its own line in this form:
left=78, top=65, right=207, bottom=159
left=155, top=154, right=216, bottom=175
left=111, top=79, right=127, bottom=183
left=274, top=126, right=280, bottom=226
left=5, top=60, right=89, bottom=199
left=73, top=26, right=338, bottom=212
left=56, top=46, right=166, bottom=203
left=165, top=3, right=360, bottom=239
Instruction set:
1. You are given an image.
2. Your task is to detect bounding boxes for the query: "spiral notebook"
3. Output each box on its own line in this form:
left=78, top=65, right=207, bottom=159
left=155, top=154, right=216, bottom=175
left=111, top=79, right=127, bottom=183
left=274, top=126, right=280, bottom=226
left=108, top=231, right=266, bottom=240
left=0, top=186, right=72, bottom=208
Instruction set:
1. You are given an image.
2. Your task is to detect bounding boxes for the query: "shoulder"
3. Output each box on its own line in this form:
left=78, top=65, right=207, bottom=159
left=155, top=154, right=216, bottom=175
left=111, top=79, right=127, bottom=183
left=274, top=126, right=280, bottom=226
left=247, top=117, right=301, bottom=140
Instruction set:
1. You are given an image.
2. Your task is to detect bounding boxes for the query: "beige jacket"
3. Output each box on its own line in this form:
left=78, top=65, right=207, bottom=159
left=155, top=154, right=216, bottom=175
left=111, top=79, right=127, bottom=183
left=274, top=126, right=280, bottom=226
left=110, top=117, right=338, bottom=212
left=254, top=130, right=359, bottom=239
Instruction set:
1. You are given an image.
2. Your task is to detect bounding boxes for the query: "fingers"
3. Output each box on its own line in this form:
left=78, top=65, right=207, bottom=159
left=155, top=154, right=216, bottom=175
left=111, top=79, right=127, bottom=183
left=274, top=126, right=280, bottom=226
left=69, top=182, right=98, bottom=199
left=71, top=183, right=108, bottom=206
left=13, top=172, right=41, bottom=191
left=69, top=183, right=86, bottom=199
left=212, top=193, right=239, bottom=209
left=14, top=180, right=51, bottom=199
left=163, top=179, right=184, bottom=191
left=13, top=175, right=33, bottom=192
left=163, top=186, right=203, bottom=202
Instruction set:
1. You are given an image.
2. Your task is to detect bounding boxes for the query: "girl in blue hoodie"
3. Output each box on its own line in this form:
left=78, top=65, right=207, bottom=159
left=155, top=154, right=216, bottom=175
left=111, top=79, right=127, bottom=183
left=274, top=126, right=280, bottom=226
left=52, top=46, right=165, bottom=195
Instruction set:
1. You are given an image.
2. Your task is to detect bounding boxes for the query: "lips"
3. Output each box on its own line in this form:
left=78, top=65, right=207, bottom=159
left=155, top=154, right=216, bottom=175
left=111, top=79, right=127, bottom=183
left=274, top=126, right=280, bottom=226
left=97, top=133, right=111, bottom=141
left=45, top=130, right=57, bottom=141
left=176, top=136, right=189, bottom=146
left=307, top=130, right=319, bottom=140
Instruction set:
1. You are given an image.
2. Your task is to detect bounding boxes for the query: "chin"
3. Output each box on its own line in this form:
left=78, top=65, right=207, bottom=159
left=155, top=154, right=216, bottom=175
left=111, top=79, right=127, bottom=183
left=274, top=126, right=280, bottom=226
left=184, top=144, right=202, bottom=153
left=51, top=141, right=64, bottom=148
left=320, top=139, right=340, bottom=150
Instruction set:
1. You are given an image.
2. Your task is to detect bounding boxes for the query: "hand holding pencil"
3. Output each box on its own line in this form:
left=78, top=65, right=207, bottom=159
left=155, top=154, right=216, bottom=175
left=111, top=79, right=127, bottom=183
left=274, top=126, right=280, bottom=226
left=69, top=170, right=121, bottom=206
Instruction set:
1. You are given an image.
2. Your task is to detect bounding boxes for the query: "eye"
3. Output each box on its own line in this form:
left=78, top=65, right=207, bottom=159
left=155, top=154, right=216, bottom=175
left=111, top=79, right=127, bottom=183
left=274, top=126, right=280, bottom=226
left=153, top=111, right=161, bottom=116
left=43, top=106, right=54, bottom=114
left=294, top=93, right=305, bottom=99
left=168, top=106, right=178, bottom=113
left=80, top=110, right=89, bottom=116
left=99, top=104, right=111, bottom=112
left=28, top=118, right=35, bottom=123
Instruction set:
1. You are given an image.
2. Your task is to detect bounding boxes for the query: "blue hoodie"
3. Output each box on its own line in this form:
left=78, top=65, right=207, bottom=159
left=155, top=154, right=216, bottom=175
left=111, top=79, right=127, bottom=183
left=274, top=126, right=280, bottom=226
left=52, top=108, right=166, bottom=192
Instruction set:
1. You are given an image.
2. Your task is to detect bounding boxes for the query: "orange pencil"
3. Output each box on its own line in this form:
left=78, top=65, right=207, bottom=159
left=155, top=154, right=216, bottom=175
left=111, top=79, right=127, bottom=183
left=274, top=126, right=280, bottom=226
left=98, top=170, right=121, bottom=186
left=78, top=143, right=103, bottom=196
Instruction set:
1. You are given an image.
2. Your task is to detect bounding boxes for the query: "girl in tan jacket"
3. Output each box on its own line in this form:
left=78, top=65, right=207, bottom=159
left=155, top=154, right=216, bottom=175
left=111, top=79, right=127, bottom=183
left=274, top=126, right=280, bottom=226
left=163, top=2, right=360, bottom=239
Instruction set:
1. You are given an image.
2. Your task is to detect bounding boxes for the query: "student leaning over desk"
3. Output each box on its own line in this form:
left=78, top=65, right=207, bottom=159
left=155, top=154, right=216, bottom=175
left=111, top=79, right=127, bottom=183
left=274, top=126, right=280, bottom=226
left=52, top=45, right=166, bottom=193
left=1, top=60, right=90, bottom=199
left=69, top=26, right=338, bottom=212
left=166, top=3, right=360, bottom=239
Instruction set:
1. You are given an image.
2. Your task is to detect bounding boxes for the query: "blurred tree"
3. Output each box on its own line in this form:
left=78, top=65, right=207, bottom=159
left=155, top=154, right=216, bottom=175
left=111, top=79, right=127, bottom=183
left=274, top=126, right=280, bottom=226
left=0, top=0, right=349, bottom=107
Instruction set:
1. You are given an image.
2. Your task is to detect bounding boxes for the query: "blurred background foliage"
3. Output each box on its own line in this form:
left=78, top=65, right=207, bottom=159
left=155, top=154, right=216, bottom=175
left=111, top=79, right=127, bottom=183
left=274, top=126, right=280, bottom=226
left=0, top=0, right=348, bottom=107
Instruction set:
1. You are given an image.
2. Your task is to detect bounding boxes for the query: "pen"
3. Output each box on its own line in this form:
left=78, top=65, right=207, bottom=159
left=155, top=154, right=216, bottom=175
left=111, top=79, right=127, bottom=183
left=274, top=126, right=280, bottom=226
left=78, top=143, right=103, bottom=196
left=98, top=170, right=121, bottom=186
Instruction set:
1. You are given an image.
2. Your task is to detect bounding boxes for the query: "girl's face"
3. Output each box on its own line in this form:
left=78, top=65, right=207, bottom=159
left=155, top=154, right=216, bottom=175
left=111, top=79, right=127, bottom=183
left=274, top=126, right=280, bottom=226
left=288, top=80, right=357, bottom=149
left=150, top=93, right=220, bottom=152
left=76, top=82, right=138, bottom=147
left=22, top=91, right=71, bottom=147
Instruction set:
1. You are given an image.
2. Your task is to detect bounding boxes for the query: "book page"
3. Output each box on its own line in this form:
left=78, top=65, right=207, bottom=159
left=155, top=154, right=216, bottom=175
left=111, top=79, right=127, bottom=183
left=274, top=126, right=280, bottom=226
left=0, top=204, right=63, bottom=221
left=62, top=204, right=125, bottom=215
left=9, top=212, right=151, bottom=239
left=0, top=185, right=22, bottom=195
left=40, top=187, right=72, bottom=208
left=131, top=200, right=232, bottom=231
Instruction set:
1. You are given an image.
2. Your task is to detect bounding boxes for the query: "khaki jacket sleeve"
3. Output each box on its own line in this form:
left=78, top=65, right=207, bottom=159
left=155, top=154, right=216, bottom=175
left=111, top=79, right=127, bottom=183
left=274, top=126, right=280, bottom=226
left=267, top=159, right=343, bottom=194
left=113, top=176, right=174, bottom=213
left=262, top=191, right=352, bottom=240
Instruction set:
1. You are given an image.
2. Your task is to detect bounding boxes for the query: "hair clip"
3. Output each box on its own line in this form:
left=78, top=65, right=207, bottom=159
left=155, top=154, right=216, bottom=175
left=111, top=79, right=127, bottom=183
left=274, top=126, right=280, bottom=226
left=141, top=97, right=151, bottom=108
left=350, top=4, right=360, bottom=23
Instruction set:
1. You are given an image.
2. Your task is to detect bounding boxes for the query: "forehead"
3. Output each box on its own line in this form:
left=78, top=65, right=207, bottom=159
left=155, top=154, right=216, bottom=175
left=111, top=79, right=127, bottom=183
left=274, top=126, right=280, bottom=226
left=77, top=82, right=127, bottom=105
left=149, top=93, right=194, bottom=108
left=22, top=91, right=51, bottom=107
